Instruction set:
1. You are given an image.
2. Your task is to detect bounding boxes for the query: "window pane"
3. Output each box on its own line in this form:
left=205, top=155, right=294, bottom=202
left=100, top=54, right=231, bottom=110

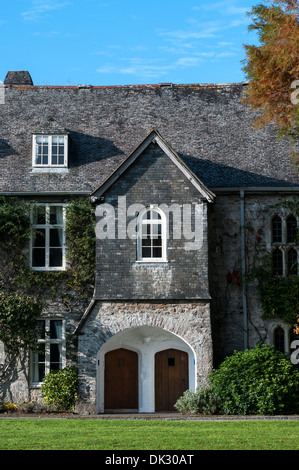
left=287, top=216, right=297, bottom=243
left=153, top=247, right=162, bottom=258
left=51, top=136, right=64, bottom=166
left=32, top=248, right=46, bottom=267
left=153, top=237, right=162, bottom=247
left=41, top=140, right=48, bottom=165
left=142, top=247, right=151, bottom=258
left=50, top=228, right=63, bottom=247
left=153, top=211, right=161, bottom=220
left=36, top=320, right=45, bottom=340
left=36, top=136, right=49, bottom=165
left=49, top=248, right=63, bottom=267
left=272, top=216, right=282, bottom=243
left=32, top=229, right=45, bottom=247
left=50, top=206, right=63, bottom=225
left=274, top=327, right=285, bottom=353
left=273, top=248, right=283, bottom=275
left=33, top=206, right=46, bottom=225
left=50, top=343, right=62, bottom=371
left=31, top=344, right=45, bottom=382
left=50, top=320, right=63, bottom=339
left=142, top=223, right=150, bottom=238
left=152, top=223, right=161, bottom=237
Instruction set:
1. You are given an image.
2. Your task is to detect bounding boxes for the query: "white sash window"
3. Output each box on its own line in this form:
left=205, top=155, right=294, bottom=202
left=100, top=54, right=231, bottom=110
left=31, top=204, right=66, bottom=270
left=137, top=206, right=167, bottom=262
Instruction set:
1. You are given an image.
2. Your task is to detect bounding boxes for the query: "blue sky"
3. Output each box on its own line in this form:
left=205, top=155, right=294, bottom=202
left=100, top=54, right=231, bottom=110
left=0, top=0, right=259, bottom=86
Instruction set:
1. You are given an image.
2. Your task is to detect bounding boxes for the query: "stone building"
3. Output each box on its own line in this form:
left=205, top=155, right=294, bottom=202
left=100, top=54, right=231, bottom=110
left=0, top=70, right=298, bottom=414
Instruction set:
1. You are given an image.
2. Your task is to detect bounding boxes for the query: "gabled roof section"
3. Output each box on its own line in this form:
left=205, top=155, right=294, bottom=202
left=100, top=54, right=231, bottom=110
left=91, top=129, right=215, bottom=203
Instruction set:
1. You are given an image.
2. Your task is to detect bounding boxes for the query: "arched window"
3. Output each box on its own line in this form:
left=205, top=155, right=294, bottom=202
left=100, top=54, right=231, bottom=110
left=274, top=326, right=285, bottom=353
left=137, top=207, right=167, bottom=262
left=272, top=248, right=283, bottom=275
left=287, top=215, right=297, bottom=243
left=287, top=248, right=298, bottom=275
left=272, top=215, right=282, bottom=243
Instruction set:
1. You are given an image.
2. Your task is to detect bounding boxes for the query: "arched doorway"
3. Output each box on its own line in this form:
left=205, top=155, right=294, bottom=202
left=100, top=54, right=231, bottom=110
left=155, top=349, right=189, bottom=411
left=104, top=348, right=138, bottom=411
left=97, top=326, right=195, bottom=413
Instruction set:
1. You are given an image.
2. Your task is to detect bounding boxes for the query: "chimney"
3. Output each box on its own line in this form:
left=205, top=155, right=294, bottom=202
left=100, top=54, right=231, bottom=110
left=4, top=71, right=33, bottom=86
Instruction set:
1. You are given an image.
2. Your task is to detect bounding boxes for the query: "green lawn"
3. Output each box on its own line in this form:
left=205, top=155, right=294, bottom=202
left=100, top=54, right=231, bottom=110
left=0, top=419, right=299, bottom=450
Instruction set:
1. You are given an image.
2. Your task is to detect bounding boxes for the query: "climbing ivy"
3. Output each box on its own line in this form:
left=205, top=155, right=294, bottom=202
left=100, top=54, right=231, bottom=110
left=250, top=198, right=299, bottom=329
left=252, top=262, right=299, bottom=326
left=0, top=196, right=96, bottom=304
left=65, top=198, right=96, bottom=294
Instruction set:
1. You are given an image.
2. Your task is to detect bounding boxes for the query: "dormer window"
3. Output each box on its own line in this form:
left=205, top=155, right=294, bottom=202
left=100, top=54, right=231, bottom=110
left=32, top=134, right=68, bottom=168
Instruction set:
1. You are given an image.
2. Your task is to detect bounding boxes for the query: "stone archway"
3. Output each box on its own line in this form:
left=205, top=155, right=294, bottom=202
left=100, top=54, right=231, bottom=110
left=96, top=325, right=195, bottom=413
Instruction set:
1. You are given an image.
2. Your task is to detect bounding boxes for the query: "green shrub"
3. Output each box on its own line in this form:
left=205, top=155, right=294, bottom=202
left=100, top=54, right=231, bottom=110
left=41, top=366, right=78, bottom=411
left=210, top=344, right=299, bottom=415
left=174, top=386, right=222, bottom=415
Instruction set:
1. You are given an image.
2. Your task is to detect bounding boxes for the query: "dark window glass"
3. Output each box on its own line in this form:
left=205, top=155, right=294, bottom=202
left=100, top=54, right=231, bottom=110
left=33, top=229, right=45, bottom=247
left=32, top=248, right=46, bottom=267
left=272, top=216, right=282, bottom=243
left=274, top=327, right=285, bottom=353
left=49, top=248, right=63, bottom=267
left=287, top=215, right=297, bottom=243
left=50, top=343, right=62, bottom=371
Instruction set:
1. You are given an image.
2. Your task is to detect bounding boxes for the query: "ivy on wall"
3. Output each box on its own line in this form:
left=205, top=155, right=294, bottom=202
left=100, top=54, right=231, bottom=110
left=65, top=198, right=96, bottom=294
left=252, top=262, right=299, bottom=326
left=250, top=198, right=299, bottom=329
left=0, top=196, right=96, bottom=308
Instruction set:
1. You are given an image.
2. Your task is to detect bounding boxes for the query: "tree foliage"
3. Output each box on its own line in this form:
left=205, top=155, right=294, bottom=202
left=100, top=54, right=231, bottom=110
left=242, top=0, right=299, bottom=138
left=0, top=292, right=41, bottom=385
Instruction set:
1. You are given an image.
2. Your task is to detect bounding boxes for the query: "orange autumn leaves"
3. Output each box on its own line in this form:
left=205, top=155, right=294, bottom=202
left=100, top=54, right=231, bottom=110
left=242, top=0, right=299, bottom=134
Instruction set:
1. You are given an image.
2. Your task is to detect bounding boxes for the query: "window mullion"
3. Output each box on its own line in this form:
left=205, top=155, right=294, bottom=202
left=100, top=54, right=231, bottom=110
left=45, top=205, right=50, bottom=268
left=49, top=135, right=52, bottom=166
left=45, top=320, right=51, bottom=375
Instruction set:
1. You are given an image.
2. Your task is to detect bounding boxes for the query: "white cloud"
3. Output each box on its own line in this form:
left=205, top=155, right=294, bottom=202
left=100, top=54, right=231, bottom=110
left=175, top=57, right=204, bottom=67
left=22, top=1, right=72, bottom=22
left=193, top=1, right=250, bottom=16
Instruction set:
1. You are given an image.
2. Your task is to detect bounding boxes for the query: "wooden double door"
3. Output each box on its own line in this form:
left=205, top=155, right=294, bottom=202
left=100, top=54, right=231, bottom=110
left=104, top=347, right=189, bottom=412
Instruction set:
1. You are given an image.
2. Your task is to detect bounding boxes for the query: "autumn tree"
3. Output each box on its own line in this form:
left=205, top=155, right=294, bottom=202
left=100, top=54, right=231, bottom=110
left=242, top=0, right=299, bottom=139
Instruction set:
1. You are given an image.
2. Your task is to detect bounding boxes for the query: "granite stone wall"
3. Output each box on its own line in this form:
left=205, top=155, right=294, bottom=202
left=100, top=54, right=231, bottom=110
left=76, top=299, right=212, bottom=414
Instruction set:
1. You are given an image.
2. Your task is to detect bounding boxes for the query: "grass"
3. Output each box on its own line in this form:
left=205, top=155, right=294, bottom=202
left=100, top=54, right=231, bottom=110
left=0, top=418, right=299, bottom=450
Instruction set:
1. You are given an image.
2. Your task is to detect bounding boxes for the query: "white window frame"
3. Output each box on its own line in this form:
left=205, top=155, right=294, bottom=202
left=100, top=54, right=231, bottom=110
left=29, top=318, right=66, bottom=388
left=32, top=134, right=68, bottom=168
left=137, top=205, right=167, bottom=262
left=270, top=213, right=298, bottom=276
left=30, top=203, right=66, bottom=271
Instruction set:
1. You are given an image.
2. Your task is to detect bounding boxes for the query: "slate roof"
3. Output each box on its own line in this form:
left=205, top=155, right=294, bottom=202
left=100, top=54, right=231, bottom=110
left=1, top=71, right=298, bottom=195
